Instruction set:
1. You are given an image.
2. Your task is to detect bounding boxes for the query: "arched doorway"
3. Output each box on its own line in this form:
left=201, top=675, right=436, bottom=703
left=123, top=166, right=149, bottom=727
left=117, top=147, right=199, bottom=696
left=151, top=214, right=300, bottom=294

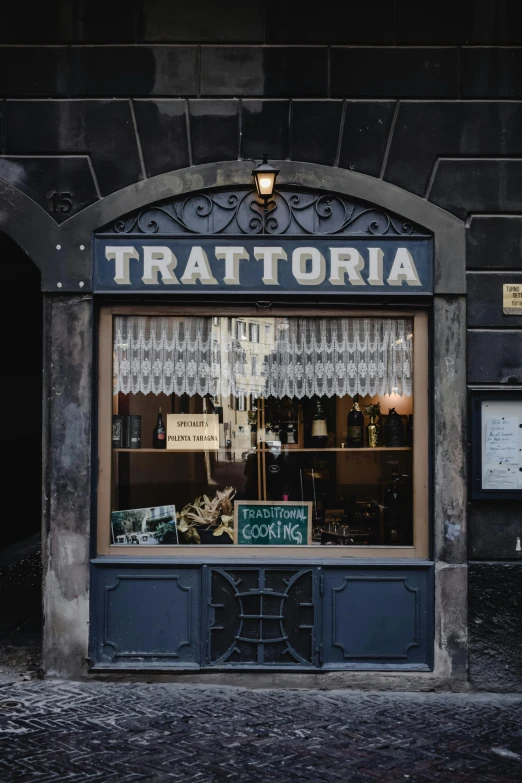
left=0, top=231, right=42, bottom=663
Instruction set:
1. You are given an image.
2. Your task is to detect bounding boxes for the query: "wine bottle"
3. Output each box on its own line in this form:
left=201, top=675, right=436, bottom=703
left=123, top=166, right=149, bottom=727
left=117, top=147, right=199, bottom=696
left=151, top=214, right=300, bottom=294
left=153, top=406, right=166, bottom=449
left=347, top=394, right=364, bottom=448
left=366, top=405, right=380, bottom=448
left=128, top=414, right=142, bottom=449
left=310, top=399, right=329, bottom=448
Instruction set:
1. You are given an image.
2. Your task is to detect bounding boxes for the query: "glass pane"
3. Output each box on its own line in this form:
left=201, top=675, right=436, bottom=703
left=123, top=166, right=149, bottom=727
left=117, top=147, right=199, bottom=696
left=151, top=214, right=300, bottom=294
left=110, top=315, right=415, bottom=548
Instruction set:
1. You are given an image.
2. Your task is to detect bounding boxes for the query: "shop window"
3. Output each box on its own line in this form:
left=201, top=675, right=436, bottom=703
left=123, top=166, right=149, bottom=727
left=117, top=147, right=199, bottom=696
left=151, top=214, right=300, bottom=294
left=98, top=310, right=428, bottom=557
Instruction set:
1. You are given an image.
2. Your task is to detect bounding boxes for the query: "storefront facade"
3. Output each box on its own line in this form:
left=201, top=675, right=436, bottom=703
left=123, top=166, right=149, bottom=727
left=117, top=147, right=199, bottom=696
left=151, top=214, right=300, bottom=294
left=1, top=3, right=521, bottom=688
left=5, top=161, right=466, bottom=686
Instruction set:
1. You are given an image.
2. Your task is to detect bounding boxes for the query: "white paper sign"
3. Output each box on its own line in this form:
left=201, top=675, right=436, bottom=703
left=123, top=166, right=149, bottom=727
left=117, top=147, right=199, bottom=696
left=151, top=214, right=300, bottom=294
left=485, top=416, right=519, bottom=464
left=167, top=414, right=219, bottom=450
left=484, top=467, right=518, bottom=490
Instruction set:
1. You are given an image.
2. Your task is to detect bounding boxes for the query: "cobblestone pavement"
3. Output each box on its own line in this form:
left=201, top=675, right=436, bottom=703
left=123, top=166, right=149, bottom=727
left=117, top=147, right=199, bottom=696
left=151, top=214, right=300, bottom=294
left=0, top=681, right=521, bottom=782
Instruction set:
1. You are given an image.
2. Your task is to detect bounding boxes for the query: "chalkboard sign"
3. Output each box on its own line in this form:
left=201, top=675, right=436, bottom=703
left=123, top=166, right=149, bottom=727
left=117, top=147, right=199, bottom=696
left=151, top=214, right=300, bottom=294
left=234, top=501, right=312, bottom=546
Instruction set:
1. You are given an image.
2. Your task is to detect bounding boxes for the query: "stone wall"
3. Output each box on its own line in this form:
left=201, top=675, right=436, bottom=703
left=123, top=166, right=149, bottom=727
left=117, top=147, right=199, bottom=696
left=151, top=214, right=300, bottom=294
left=1, top=0, right=521, bottom=686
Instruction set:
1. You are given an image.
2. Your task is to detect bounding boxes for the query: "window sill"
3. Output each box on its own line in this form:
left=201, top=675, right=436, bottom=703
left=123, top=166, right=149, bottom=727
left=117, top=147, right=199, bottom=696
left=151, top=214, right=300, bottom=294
left=102, top=544, right=421, bottom=559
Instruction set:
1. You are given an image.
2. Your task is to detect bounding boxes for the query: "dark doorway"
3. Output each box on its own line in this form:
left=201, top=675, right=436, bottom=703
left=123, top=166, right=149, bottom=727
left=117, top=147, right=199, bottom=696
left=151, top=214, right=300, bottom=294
left=0, top=231, right=42, bottom=665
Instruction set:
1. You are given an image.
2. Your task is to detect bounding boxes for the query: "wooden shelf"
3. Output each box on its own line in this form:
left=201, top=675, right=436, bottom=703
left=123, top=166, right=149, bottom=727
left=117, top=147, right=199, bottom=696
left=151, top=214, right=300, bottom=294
left=113, top=446, right=413, bottom=453
left=113, top=448, right=228, bottom=453
left=278, top=447, right=412, bottom=452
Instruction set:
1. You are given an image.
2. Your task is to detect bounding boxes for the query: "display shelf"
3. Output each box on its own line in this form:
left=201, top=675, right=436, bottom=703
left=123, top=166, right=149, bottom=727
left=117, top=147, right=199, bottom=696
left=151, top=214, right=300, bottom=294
left=278, top=447, right=412, bottom=452
left=113, top=447, right=249, bottom=453
left=113, top=446, right=413, bottom=453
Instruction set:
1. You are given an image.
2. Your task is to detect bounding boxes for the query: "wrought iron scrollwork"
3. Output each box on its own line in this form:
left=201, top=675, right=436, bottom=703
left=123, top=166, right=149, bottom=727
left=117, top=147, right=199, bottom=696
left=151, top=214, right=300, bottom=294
left=207, top=567, right=316, bottom=667
left=106, top=188, right=426, bottom=237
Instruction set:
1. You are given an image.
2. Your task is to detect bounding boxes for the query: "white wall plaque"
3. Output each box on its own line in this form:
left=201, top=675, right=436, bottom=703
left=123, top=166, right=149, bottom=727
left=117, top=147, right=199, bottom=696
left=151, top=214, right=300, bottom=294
left=503, top=283, right=522, bottom=314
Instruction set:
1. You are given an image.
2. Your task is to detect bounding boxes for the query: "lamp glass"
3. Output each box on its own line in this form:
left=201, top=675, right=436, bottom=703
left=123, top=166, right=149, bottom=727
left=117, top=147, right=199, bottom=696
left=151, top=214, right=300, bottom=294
left=258, top=175, right=275, bottom=194
left=255, top=172, right=276, bottom=198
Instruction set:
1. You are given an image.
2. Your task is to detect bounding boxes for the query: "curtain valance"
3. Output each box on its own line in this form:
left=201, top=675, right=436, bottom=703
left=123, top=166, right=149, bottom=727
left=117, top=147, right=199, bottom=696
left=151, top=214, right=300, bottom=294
left=113, top=316, right=413, bottom=398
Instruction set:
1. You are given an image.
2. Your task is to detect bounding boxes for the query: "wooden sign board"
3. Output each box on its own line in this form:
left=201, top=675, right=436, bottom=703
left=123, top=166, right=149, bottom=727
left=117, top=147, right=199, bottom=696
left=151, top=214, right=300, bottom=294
left=503, top=283, right=522, bottom=314
left=166, top=414, right=219, bottom=450
left=234, top=501, right=312, bottom=546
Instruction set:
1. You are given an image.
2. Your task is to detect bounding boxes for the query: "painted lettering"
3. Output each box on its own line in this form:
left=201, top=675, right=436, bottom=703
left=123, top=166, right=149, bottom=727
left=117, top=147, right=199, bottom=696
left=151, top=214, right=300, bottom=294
left=292, top=247, right=326, bottom=286
left=329, top=248, right=365, bottom=286
left=367, top=247, right=384, bottom=285
left=215, top=246, right=248, bottom=285
left=254, top=246, right=287, bottom=285
left=142, top=246, right=179, bottom=285
left=99, top=241, right=430, bottom=291
left=106, top=246, right=138, bottom=285
left=387, top=248, right=422, bottom=286
left=180, top=246, right=218, bottom=285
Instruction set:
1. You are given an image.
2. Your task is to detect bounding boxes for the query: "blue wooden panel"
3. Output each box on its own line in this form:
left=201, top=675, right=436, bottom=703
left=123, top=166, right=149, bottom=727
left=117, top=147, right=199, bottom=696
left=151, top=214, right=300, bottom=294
left=321, top=565, right=433, bottom=669
left=89, top=561, right=434, bottom=671
left=90, top=565, right=200, bottom=667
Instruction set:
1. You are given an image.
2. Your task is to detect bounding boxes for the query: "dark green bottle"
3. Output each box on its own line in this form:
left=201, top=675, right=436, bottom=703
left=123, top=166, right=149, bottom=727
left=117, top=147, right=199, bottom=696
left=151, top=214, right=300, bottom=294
left=347, top=394, right=364, bottom=448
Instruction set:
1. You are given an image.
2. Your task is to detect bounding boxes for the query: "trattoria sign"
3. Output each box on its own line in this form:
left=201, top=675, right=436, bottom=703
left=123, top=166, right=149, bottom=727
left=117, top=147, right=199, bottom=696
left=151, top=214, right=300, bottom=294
left=94, top=237, right=432, bottom=294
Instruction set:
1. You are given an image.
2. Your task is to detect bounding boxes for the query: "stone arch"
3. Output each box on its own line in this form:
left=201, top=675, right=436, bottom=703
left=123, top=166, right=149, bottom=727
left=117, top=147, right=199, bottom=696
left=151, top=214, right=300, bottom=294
left=0, top=179, right=59, bottom=275
left=1, top=162, right=465, bottom=294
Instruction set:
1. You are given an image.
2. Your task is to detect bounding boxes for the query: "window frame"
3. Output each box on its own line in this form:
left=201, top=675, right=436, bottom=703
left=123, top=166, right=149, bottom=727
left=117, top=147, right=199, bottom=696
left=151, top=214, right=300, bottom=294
left=236, top=319, right=247, bottom=341
left=97, top=305, right=429, bottom=559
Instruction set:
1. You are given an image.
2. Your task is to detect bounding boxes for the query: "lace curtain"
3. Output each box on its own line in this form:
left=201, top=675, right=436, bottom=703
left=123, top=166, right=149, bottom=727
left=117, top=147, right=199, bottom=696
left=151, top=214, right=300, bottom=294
left=113, top=316, right=413, bottom=398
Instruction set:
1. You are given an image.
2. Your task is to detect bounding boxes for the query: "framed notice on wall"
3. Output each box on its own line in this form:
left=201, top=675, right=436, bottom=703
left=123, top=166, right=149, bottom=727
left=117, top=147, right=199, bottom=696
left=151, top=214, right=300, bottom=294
left=470, top=389, right=522, bottom=499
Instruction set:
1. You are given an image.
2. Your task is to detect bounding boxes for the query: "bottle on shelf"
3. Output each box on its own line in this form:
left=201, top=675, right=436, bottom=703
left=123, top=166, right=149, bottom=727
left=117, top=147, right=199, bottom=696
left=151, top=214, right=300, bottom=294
left=384, top=407, right=405, bottom=447
left=365, top=403, right=381, bottom=448
left=346, top=394, right=364, bottom=448
left=310, top=399, right=329, bottom=448
left=153, top=406, right=166, bottom=449
left=127, top=414, right=142, bottom=449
